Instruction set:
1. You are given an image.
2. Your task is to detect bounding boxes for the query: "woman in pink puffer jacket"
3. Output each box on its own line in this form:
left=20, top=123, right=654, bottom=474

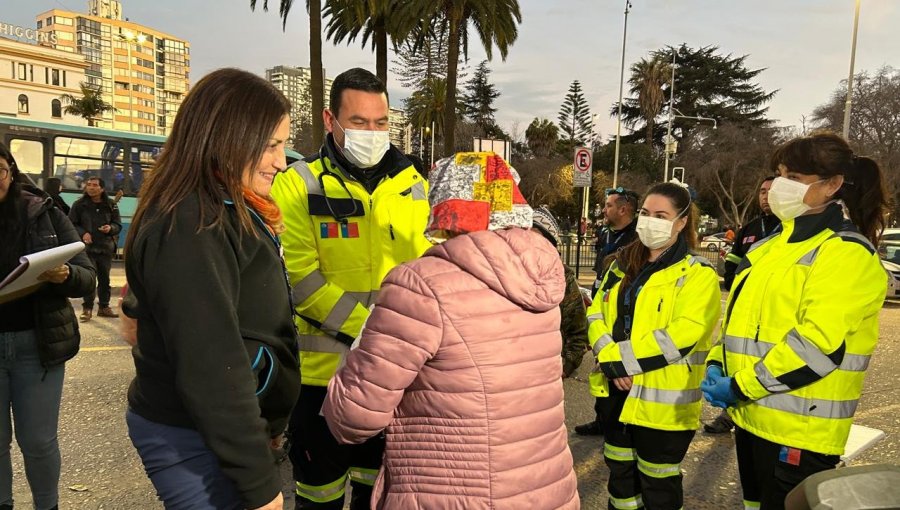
left=322, top=153, right=579, bottom=510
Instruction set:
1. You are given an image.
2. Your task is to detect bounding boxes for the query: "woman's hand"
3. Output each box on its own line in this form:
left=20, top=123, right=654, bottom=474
left=612, top=376, right=633, bottom=391
left=252, top=492, right=283, bottom=510
left=38, top=264, right=69, bottom=284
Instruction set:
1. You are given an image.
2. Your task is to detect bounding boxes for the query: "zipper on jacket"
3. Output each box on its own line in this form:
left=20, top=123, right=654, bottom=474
left=389, top=224, right=395, bottom=240
left=657, top=298, right=663, bottom=312
left=754, top=324, right=760, bottom=342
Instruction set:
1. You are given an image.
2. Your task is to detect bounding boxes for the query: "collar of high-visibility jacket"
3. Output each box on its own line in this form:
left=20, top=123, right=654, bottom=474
left=784, top=203, right=845, bottom=243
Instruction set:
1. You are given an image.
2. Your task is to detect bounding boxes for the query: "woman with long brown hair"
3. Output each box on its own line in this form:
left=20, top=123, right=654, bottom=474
left=704, top=132, right=889, bottom=509
left=123, top=68, right=299, bottom=510
left=586, top=182, right=721, bottom=510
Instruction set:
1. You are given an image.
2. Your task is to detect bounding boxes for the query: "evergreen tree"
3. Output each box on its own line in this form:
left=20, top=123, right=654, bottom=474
left=462, top=60, right=501, bottom=138
left=614, top=44, right=776, bottom=146
left=558, top=80, right=592, bottom=150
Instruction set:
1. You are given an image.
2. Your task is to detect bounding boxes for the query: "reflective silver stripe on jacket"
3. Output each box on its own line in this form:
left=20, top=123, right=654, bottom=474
left=291, top=162, right=324, bottom=195
left=653, top=329, right=682, bottom=365
left=754, top=361, right=792, bottom=393
left=347, top=290, right=379, bottom=308
left=840, top=353, right=870, bottom=371
left=755, top=393, right=858, bottom=419
left=292, top=270, right=328, bottom=303
left=592, top=333, right=614, bottom=356
left=298, top=335, right=348, bottom=354
left=797, top=247, right=820, bottom=266
left=723, top=335, right=776, bottom=358
left=587, top=313, right=605, bottom=326
left=676, top=350, right=708, bottom=366
left=632, top=385, right=702, bottom=405
left=410, top=181, right=427, bottom=200
left=785, top=329, right=839, bottom=378
left=320, top=293, right=361, bottom=337
left=618, top=341, right=642, bottom=375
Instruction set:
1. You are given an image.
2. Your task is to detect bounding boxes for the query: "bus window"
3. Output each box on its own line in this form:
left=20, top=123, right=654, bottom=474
left=129, top=144, right=161, bottom=193
left=9, top=139, right=44, bottom=187
left=54, top=137, right=124, bottom=192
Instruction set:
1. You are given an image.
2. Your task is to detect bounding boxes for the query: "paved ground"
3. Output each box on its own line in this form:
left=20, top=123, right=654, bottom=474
left=9, top=264, right=899, bottom=508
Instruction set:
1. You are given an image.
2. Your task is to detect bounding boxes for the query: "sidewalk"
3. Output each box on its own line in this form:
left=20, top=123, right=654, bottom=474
left=110, top=260, right=126, bottom=293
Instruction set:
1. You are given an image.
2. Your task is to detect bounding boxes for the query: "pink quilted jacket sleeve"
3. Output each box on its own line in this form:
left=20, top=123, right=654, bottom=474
left=323, top=263, right=444, bottom=444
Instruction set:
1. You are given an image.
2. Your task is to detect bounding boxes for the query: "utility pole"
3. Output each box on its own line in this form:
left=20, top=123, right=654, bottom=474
left=842, top=0, right=861, bottom=139
left=612, top=0, right=632, bottom=188
left=663, top=48, right=677, bottom=182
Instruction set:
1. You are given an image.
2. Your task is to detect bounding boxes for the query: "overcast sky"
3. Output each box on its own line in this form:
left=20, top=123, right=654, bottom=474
left=6, top=0, right=900, bottom=140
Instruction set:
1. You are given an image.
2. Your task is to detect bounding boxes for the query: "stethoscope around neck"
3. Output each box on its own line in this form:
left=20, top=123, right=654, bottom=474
left=318, top=144, right=360, bottom=223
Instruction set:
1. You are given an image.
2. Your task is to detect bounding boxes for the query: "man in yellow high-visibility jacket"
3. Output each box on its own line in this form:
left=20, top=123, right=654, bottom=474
left=270, top=68, right=432, bottom=510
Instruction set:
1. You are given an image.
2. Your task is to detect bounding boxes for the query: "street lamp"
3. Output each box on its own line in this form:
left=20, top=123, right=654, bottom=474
left=612, top=0, right=632, bottom=189
left=117, top=30, right=147, bottom=133
left=662, top=47, right=717, bottom=181
left=842, top=0, right=862, bottom=139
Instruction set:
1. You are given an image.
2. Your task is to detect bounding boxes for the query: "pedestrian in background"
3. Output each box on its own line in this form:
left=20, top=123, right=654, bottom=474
left=123, top=68, right=300, bottom=510
left=703, top=132, right=888, bottom=509
left=576, top=187, right=640, bottom=438
left=323, top=152, right=579, bottom=510
left=0, top=142, right=95, bottom=510
left=587, top=182, right=721, bottom=510
left=532, top=206, right=590, bottom=377
left=43, top=177, right=69, bottom=215
left=68, top=176, right=121, bottom=322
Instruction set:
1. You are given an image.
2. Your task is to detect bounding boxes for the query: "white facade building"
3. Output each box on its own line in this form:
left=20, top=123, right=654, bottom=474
left=0, top=35, right=88, bottom=125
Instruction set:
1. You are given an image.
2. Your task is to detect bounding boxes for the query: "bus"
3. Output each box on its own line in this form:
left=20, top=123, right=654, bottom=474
left=0, top=117, right=303, bottom=250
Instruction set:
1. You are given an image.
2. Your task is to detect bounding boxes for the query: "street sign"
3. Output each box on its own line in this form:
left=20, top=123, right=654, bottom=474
left=573, top=146, right=592, bottom=187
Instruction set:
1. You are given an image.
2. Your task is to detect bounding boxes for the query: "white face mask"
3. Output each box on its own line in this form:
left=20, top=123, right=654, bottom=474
left=335, top=121, right=390, bottom=169
left=636, top=215, right=677, bottom=250
left=768, top=176, right=824, bottom=221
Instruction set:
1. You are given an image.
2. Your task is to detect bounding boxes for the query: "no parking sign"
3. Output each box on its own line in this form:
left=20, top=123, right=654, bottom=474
left=573, top=146, right=592, bottom=187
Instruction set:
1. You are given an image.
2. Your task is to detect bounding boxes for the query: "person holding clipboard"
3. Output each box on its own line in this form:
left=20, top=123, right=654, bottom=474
left=0, top=142, right=96, bottom=510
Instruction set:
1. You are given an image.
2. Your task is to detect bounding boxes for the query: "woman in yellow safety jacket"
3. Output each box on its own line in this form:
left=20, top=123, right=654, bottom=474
left=703, top=132, right=889, bottom=510
left=586, top=182, right=721, bottom=510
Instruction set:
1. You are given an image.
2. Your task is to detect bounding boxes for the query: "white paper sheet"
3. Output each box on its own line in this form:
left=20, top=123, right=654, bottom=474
left=0, top=242, right=86, bottom=300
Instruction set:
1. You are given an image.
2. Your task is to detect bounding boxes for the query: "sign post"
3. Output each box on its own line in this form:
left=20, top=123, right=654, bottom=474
left=573, top=146, right=593, bottom=278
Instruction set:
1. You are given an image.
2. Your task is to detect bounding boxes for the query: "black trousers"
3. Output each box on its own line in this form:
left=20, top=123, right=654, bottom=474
left=735, top=426, right=840, bottom=510
left=83, top=251, right=112, bottom=308
left=288, top=385, right=385, bottom=510
left=597, top=391, right=695, bottom=510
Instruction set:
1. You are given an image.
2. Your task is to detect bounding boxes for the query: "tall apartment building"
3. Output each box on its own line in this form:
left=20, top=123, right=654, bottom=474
left=34, top=0, right=189, bottom=135
left=389, top=107, right=411, bottom=153
left=266, top=65, right=333, bottom=146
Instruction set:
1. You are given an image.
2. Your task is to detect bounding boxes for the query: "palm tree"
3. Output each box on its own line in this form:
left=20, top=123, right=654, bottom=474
left=628, top=56, right=671, bottom=145
left=251, top=0, right=325, bottom=148
left=324, top=0, right=415, bottom=84
left=525, top=118, right=559, bottom=158
left=395, top=0, right=522, bottom=158
left=60, top=83, right=116, bottom=127
left=407, top=77, right=447, bottom=162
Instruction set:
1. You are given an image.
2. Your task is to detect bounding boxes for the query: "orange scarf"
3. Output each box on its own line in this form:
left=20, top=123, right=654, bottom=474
left=242, top=188, right=285, bottom=236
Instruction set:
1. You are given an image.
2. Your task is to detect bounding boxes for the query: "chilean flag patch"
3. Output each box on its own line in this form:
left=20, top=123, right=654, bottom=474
left=779, top=446, right=802, bottom=466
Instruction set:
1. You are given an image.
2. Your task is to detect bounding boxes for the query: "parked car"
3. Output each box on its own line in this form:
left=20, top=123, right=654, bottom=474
left=700, top=232, right=731, bottom=252
left=883, top=259, right=900, bottom=301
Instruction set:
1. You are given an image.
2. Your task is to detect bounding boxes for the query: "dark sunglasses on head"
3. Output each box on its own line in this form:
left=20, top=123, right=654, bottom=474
left=605, top=187, right=628, bottom=196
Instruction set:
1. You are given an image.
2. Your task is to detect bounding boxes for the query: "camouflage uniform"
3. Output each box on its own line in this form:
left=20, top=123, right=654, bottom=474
left=560, top=265, right=589, bottom=377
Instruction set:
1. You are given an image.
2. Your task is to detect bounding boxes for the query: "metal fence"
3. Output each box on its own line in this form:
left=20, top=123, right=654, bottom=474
left=559, top=234, right=726, bottom=280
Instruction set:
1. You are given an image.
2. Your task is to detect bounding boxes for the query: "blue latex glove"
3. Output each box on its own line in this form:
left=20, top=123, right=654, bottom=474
left=701, top=369, right=738, bottom=408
